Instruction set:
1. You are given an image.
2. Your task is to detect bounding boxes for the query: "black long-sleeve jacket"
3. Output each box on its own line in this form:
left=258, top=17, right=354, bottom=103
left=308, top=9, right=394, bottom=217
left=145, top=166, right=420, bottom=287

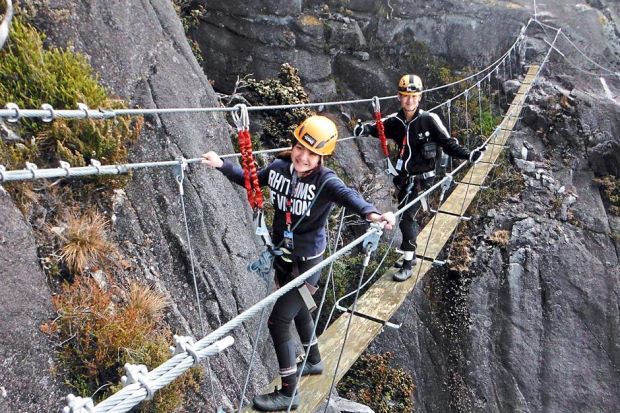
left=367, top=108, right=470, bottom=175
left=218, top=158, right=379, bottom=257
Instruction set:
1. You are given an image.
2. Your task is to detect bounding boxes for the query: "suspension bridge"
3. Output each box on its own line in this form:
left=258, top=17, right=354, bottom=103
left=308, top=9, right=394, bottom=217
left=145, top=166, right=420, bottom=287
left=0, top=5, right=617, bottom=412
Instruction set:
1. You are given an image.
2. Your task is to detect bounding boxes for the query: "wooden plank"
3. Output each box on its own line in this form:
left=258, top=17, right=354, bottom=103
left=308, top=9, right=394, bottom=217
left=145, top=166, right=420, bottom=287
left=489, top=129, right=511, bottom=146
left=353, top=260, right=433, bottom=321
left=439, top=183, right=481, bottom=216
left=460, top=161, right=494, bottom=185
left=415, top=213, right=460, bottom=260
left=481, top=143, right=506, bottom=165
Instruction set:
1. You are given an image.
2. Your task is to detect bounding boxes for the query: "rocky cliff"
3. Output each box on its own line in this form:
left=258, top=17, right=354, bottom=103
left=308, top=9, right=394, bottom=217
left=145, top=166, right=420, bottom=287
left=0, top=0, right=618, bottom=412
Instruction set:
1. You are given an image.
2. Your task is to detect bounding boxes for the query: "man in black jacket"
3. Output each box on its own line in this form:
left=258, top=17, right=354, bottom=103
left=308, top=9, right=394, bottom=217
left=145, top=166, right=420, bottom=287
left=356, top=74, right=484, bottom=281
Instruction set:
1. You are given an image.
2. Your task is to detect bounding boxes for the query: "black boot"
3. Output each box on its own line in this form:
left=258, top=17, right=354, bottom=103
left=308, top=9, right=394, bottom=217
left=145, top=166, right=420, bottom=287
left=252, top=387, right=300, bottom=411
left=297, top=359, right=324, bottom=376
left=393, top=257, right=417, bottom=282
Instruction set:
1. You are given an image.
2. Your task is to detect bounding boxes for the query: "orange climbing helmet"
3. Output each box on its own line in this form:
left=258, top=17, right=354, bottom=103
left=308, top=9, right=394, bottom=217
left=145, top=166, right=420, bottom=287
left=398, top=74, right=424, bottom=96
left=293, top=115, right=338, bottom=156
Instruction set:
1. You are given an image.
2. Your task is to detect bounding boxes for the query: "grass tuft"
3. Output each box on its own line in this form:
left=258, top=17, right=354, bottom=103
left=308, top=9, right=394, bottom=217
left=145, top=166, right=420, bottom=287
left=56, top=209, right=116, bottom=274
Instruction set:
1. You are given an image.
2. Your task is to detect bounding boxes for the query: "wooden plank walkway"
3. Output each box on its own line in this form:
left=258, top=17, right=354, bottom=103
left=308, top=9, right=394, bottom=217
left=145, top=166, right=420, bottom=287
left=242, top=64, right=539, bottom=412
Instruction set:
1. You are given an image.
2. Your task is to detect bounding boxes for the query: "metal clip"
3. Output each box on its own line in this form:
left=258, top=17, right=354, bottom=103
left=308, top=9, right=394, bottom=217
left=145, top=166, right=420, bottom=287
left=25, top=162, right=38, bottom=179
left=441, top=175, right=453, bottom=193
left=371, top=96, right=380, bottom=113
left=170, top=335, right=201, bottom=366
left=363, top=223, right=383, bottom=253
left=432, top=260, right=447, bottom=267
left=385, top=158, right=398, bottom=176
left=90, top=159, right=102, bottom=175
left=5, top=103, right=20, bottom=123
left=62, top=394, right=94, bottom=413
left=248, top=249, right=276, bottom=283
left=121, top=363, right=154, bottom=400
left=232, top=103, right=249, bottom=131
left=59, top=160, right=71, bottom=176
left=77, top=103, right=90, bottom=119
left=174, top=157, right=187, bottom=196
left=362, top=223, right=383, bottom=267
left=41, top=103, right=55, bottom=123
left=253, top=210, right=273, bottom=248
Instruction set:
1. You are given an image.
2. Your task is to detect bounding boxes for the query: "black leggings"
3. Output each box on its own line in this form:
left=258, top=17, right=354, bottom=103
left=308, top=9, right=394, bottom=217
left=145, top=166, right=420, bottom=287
left=395, top=175, right=432, bottom=252
left=268, top=254, right=322, bottom=377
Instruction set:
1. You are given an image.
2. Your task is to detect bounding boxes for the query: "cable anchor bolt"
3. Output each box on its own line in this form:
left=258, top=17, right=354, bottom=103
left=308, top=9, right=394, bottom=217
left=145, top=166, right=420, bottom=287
left=121, top=363, right=155, bottom=400
left=25, top=162, right=38, bottom=179
left=89, top=159, right=102, bottom=175
left=40, top=104, right=55, bottom=122
left=59, top=161, right=71, bottom=176
left=170, top=335, right=201, bottom=366
left=5, top=103, right=20, bottom=123
left=62, top=394, right=94, bottom=413
left=77, top=103, right=90, bottom=119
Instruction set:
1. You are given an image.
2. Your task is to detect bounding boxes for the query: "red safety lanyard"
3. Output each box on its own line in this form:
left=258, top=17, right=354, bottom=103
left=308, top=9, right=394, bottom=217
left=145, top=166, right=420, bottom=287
left=373, top=111, right=389, bottom=157
left=399, top=133, right=408, bottom=159
left=238, top=128, right=263, bottom=210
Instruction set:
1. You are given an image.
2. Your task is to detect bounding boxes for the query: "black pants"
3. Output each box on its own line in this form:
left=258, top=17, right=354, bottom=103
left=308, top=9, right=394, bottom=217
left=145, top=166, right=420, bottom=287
left=268, top=254, right=323, bottom=377
left=394, top=175, right=432, bottom=252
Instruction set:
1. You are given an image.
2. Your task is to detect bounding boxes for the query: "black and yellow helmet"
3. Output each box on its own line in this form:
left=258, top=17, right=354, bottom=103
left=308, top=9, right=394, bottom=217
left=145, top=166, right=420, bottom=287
left=293, top=115, right=338, bottom=156
left=397, top=74, right=423, bottom=96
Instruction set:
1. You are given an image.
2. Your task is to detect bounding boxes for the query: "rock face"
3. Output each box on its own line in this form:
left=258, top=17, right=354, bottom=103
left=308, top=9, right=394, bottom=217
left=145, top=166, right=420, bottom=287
left=0, top=190, right=66, bottom=411
left=1, top=0, right=619, bottom=412
left=369, top=1, right=620, bottom=409
left=7, top=0, right=279, bottom=410
left=190, top=0, right=530, bottom=105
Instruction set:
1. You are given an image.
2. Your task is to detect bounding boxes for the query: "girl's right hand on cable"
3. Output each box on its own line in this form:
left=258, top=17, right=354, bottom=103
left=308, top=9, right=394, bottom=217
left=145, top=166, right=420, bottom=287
left=201, top=151, right=223, bottom=168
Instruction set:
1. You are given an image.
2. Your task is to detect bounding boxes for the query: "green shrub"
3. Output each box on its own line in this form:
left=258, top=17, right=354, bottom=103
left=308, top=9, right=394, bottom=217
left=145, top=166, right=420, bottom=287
left=594, top=175, right=620, bottom=216
left=244, top=63, right=312, bottom=148
left=0, top=17, right=142, bottom=172
left=338, top=352, right=415, bottom=413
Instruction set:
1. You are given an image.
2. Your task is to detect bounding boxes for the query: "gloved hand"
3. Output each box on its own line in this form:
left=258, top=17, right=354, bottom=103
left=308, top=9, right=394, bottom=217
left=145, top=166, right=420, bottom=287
left=353, top=120, right=368, bottom=137
left=469, top=144, right=487, bottom=164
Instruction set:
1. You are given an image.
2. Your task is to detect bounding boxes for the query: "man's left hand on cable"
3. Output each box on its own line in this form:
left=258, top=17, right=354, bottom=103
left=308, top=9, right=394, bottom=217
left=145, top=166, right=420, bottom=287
left=469, top=144, right=487, bottom=164
left=367, top=211, right=396, bottom=230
